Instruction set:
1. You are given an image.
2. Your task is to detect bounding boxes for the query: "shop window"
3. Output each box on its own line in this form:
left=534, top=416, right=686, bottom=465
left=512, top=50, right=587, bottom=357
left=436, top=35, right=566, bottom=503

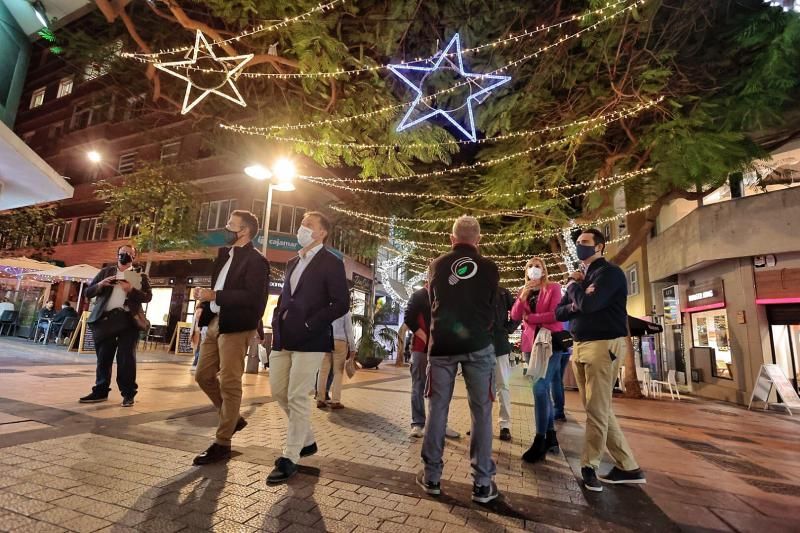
left=144, top=287, right=172, bottom=326
left=30, top=87, right=45, bottom=109
left=626, top=264, right=639, bottom=296
left=691, top=309, right=733, bottom=380
left=57, top=77, right=74, bottom=98
left=75, top=217, right=107, bottom=242
left=160, top=140, right=181, bottom=164
left=117, top=151, right=137, bottom=174
left=198, top=199, right=237, bottom=231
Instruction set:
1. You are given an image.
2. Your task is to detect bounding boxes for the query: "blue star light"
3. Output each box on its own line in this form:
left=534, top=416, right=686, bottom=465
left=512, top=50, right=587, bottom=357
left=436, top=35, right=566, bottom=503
left=388, top=34, right=511, bottom=142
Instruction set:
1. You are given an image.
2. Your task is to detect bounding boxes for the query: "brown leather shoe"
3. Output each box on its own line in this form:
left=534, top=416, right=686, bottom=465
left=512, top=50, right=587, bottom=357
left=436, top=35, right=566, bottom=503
left=316, top=401, right=328, bottom=409
left=329, top=402, right=344, bottom=410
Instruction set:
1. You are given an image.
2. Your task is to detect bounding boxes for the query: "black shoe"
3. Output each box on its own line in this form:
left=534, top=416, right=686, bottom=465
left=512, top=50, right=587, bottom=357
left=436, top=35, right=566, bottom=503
left=599, top=467, right=647, bottom=485
left=267, top=457, right=297, bottom=484
left=522, top=434, right=547, bottom=463
left=234, top=417, right=247, bottom=434
left=415, top=471, right=441, bottom=496
left=300, top=442, right=318, bottom=458
left=121, top=397, right=135, bottom=407
left=545, top=430, right=560, bottom=454
left=499, top=428, right=512, bottom=442
left=79, top=392, right=108, bottom=404
left=472, top=481, right=499, bottom=503
left=193, top=443, right=231, bottom=466
left=554, top=414, right=567, bottom=422
left=582, top=467, right=603, bottom=492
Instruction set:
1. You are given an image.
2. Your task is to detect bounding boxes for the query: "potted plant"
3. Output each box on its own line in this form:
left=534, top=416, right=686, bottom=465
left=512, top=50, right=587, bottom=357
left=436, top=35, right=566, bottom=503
left=353, top=307, right=400, bottom=369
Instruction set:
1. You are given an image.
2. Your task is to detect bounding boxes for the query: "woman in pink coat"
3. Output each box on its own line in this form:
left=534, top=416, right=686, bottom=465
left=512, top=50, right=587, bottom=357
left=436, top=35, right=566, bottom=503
left=511, top=256, right=565, bottom=464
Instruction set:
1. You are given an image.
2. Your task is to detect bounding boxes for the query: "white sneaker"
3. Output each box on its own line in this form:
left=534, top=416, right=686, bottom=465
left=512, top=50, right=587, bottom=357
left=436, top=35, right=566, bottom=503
left=445, top=427, right=461, bottom=439
left=410, top=426, right=424, bottom=438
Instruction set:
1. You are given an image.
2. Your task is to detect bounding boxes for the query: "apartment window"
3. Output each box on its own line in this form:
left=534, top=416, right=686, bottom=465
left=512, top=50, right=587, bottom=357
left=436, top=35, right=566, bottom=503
left=124, top=94, right=146, bottom=121
left=42, top=220, right=72, bottom=245
left=57, top=77, right=74, bottom=98
left=75, top=217, right=107, bottom=242
left=30, top=87, right=45, bottom=109
left=48, top=121, right=64, bottom=140
left=83, top=62, right=105, bottom=81
left=118, top=151, right=137, bottom=174
left=198, top=199, right=237, bottom=231
left=116, top=218, right=142, bottom=239
left=71, top=101, right=104, bottom=130
left=160, top=140, right=181, bottom=164
left=627, top=264, right=639, bottom=296
left=21, top=131, right=35, bottom=145
left=252, top=199, right=266, bottom=225
left=268, top=204, right=305, bottom=234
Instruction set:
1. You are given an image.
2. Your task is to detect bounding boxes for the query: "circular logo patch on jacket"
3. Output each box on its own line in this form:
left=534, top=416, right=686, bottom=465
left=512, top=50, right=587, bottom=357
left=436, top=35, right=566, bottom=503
left=448, top=257, right=478, bottom=285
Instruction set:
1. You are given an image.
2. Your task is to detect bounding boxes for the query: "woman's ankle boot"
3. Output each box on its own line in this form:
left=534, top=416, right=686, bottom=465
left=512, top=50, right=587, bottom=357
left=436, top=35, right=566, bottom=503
left=546, top=430, right=560, bottom=454
left=522, top=434, right=547, bottom=463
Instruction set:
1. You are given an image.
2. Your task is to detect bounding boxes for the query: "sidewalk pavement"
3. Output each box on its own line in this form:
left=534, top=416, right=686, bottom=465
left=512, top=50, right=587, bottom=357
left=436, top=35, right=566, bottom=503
left=0, top=338, right=798, bottom=532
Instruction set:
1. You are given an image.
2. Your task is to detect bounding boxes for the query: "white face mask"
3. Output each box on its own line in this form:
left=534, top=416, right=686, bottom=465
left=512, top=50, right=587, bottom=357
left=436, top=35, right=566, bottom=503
left=528, top=266, right=543, bottom=280
left=297, top=225, right=315, bottom=248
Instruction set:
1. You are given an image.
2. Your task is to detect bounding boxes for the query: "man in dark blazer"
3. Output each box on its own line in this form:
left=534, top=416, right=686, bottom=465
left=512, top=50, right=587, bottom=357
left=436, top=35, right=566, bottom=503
left=267, top=211, right=349, bottom=483
left=80, top=244, right=152, bottom=407
left=192, top=210, right=269, bottom=466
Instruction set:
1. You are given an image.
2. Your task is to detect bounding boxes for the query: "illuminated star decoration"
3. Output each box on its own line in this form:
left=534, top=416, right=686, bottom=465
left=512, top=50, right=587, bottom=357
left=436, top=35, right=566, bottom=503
left=154, top=30, right=253, bottom=115
left=388, top=34, right=511, bottom=142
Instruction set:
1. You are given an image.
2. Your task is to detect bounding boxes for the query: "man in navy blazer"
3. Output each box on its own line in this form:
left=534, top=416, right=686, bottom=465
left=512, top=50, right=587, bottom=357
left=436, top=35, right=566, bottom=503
left=267, top=211, right=350, bottom=483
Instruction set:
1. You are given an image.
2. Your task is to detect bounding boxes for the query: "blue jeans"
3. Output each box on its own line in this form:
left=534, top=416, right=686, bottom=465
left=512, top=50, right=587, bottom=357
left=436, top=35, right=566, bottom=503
left=551, top=350, right=571, bottom=419
left=533, top=352, right=567, bottom=436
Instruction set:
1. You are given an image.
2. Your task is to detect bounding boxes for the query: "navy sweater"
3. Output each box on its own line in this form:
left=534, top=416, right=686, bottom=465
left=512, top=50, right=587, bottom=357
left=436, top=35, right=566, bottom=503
left=555, top=258, right=628, bottom=341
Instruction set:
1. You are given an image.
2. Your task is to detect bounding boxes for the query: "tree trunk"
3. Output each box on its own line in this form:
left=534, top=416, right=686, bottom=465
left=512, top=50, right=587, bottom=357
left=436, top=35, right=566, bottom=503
left=145, top=214, right=158, bottom=275
left=622, top=335, right=644, bottom=399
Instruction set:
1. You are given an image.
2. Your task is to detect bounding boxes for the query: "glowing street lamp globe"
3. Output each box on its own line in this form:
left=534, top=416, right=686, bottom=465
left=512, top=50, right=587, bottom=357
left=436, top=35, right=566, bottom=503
left=87, top=151, right=102, bottom=163
left=244, top=164, right=272, bottom=181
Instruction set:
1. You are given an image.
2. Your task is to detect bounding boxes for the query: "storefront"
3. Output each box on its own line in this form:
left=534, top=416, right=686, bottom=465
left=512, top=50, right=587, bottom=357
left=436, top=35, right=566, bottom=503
left=756, top=263, right=800, bottom=392
left=683, top=279, right=733, bottom=381
left=660, top=285, right=687, bottom=384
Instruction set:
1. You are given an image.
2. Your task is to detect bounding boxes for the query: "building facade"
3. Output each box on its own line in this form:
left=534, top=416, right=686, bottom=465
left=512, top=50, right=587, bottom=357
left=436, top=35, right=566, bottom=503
left=6, top=28, right=374, bottom=341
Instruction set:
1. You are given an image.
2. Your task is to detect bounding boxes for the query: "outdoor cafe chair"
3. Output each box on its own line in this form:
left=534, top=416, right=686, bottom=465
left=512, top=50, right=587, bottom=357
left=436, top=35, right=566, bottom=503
left=0, top=310, right=18, bottom=336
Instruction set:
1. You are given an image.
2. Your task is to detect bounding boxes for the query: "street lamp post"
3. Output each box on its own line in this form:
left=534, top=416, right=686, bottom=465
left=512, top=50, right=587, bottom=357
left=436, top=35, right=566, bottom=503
left=244, top=159, right=296, bottom=257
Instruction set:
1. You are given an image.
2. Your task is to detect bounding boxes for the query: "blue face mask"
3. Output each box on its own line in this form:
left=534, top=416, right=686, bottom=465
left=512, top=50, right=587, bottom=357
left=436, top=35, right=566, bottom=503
left=576, top=243, right=598, bottom=261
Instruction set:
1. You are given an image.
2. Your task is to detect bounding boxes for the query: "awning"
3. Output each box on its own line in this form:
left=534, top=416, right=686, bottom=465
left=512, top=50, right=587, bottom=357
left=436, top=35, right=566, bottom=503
left=22, top=264, right=100, bottom=282
left=628, top=315, right=663, bottom=337
left=0, top=256, right=57, bottom=276
left=0, top=122, right=73, bottom=210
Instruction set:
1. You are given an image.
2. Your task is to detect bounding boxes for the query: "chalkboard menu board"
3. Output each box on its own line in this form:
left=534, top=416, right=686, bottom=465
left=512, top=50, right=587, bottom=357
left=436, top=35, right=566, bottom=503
left=68, top=312, right=96, bottom=354
left=173, top=321, right=194, bottom=355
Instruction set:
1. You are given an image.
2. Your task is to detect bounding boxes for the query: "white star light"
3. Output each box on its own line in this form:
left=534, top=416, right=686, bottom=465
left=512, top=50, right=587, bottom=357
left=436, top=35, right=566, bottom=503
left=388, top=34, right=511, bottom=142
left=154, top=30, right=253, bottom=115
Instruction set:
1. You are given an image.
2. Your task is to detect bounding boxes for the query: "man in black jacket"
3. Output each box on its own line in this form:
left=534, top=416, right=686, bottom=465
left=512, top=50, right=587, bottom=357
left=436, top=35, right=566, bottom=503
left=267, top=211, right=349, bottom=483
left=555, top=228, right=644, bottom=492
left=493, top=287, right=521, bottom=442
left=417, top=216, right=501, bottom=504
left=192, top=210, right=269, bottom=466
left=80, top=244, right=152, bottom=407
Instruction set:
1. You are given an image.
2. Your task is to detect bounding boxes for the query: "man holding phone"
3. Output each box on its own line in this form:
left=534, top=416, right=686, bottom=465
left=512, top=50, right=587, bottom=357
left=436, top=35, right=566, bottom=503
left=80, top=245, right=151, bottom=407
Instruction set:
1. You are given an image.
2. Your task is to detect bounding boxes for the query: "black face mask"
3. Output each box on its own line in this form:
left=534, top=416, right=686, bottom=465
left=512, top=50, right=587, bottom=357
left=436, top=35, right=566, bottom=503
left=224, top=228, right=240, bottom=245
left=118, top=253, right=133, bottom=265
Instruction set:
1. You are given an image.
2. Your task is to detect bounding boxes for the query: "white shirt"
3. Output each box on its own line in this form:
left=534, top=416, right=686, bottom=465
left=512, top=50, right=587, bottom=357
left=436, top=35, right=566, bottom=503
left=332, top=311, right=356, bottom=350
left=210, top=248, right=235, bottom=314
left=290, top=243, right=323, bottom=294
left=105, top=267, right=130, bottom=311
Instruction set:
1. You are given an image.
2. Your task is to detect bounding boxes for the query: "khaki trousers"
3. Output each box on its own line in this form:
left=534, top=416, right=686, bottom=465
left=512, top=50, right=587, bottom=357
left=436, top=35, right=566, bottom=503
left=270, top=350, right=325, bottom=463
left=195, top=318, right=254, bottom=446
left=317, top=340, right=348, bottom=403
left=572, top=337, right=639, bottom=471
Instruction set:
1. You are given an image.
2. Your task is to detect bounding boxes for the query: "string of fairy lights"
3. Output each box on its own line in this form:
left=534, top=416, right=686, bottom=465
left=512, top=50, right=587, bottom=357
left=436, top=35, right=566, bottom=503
left=315, top=167, right=649, bottom=203
left=120, top=0, right=346, bottom=58
left=221, top=97, right=661, bottom=150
